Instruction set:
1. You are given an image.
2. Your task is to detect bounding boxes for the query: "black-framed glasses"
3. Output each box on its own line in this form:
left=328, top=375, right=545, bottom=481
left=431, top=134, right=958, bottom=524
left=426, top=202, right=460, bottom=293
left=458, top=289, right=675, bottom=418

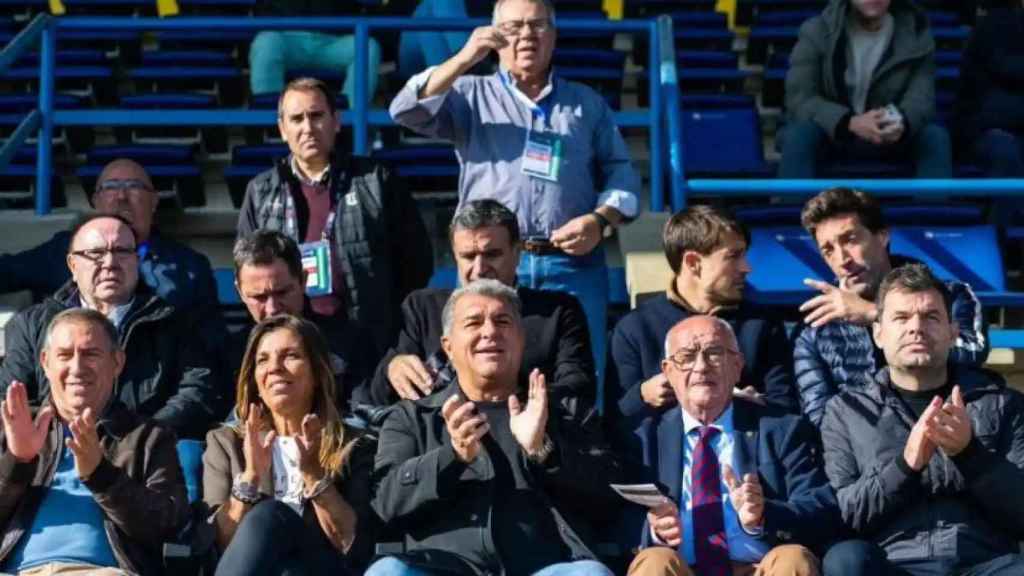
left=496, top=17, right=552, bottom=36
left=94, top=178, right=153, bottom=198
left=666, top=345, right=737, bottom=371
left=69, top=246, right=137, bottom=263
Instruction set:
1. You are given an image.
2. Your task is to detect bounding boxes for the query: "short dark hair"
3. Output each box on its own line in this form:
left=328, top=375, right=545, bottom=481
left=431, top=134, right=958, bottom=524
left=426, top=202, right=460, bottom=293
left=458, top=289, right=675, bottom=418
left=44, top=308, right=120, bottom=352
left=233, top=230, right=303, bottom=281
left=68, top=213, right=138, bottom=253
left=448, top=199, right=521, bottom=246
left=801, top=188, right=886, bottom=241
left=278, top=77, right=337, bottom=117
left=875, top=263, right=952, bottom=321
left=662, top=205, right=750, bottom=275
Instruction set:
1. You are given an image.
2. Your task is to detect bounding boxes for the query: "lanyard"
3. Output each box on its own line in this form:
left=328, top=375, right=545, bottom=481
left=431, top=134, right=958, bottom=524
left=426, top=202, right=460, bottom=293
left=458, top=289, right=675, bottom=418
left=499, top=69, right=557, bottom=130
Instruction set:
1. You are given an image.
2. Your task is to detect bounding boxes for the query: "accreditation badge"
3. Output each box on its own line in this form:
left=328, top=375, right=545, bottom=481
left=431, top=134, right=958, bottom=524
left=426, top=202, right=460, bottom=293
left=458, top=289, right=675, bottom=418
left=520, top=130, right=562, bottom=182
left=299, top=239, right=333, bottom=297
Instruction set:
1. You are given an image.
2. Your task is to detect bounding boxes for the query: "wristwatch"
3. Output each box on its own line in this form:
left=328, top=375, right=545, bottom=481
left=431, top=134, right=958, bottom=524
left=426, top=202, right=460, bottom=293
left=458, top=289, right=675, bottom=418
left=303, top=475, right=333, bottom=503
left=590, top=211, right=613, bottom=238
left=527, top=434, right=555, bottom=464
left=231, top=473, right=261, bottom=505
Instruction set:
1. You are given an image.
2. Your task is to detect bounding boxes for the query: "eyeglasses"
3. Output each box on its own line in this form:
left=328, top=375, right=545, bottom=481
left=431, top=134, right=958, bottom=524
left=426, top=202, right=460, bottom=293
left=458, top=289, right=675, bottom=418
left=94, top=178, right=153, bottom=199
left=496, top=18, right=552, bottom=36
left=666, top=345, right=737, bottom=371
left=70, top=246, right=137, bottom=263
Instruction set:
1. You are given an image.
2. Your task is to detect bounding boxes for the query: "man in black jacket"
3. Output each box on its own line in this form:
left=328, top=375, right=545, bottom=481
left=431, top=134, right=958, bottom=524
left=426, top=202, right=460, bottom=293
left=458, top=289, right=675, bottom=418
left=0, top=214, right=220, bottom=440
left=821, top=263, right=1024, bottom=576
left=370, top=279, right=621, bottom=576
left=237, top=77, right=433, bottom=361
left=370, top=199, right=594, bottom=406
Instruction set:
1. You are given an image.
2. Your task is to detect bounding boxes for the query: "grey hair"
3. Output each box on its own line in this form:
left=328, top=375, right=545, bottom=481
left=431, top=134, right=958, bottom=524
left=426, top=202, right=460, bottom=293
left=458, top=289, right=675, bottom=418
left=441, top=279, right=522, bottom=337
left=492, top=0, right=556, bottom=25
left=44, top=308, right=121, bottom=352
left=663, top=316, right=736, bottom=357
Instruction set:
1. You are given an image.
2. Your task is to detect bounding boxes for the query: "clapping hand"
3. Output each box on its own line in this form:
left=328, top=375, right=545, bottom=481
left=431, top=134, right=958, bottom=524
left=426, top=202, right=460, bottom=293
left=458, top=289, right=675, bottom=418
left=1, top=381, right=54, bottom=463
left=296, top=413, right=324, bottom=481
left=442, top=393, right=489, bottom=463
left=242, top=403, right=275, bottom=484
left=723, top=465, right=764, bottom=532
left=509, top=369, right=549, bottom=458
left=67, top=407, right=104, bottom=479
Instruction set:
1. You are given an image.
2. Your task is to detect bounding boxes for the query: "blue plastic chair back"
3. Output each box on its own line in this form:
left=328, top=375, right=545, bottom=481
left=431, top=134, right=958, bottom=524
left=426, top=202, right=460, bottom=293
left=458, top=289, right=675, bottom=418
left=176, top=439, right=204, bottom=504
left=889, top=226, right=1006, bottom=292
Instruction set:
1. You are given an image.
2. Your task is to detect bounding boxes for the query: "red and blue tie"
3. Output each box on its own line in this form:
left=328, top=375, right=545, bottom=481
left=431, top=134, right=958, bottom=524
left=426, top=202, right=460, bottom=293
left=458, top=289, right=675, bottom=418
left=692, top=426, right=730, bottom=576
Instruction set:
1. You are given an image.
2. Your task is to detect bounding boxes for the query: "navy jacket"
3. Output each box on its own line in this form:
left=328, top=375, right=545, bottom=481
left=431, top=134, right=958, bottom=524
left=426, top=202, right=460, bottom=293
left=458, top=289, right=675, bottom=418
left=627, top=399, right=840, bottom=557
left=607, top=292, right=798, bottom=438
left=794, top=259, right=989, bottom=427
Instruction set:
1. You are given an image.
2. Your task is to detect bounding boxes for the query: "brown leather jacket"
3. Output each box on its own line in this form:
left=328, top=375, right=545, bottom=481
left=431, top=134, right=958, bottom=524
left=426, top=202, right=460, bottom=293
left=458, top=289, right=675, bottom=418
left=0, top=402, right=189, bottom=575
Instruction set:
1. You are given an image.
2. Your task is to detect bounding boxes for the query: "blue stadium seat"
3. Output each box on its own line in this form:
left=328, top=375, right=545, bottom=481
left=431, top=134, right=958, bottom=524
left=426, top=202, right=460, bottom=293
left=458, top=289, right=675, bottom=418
left=746, top=26, right=798, bottom=64
left=0, top=93, right=93, bottom=150
left=116, top=92, right=229, bottom=152
left=225, top=144, right=288, bottom=207
left=78, top=144, right=204, bottom=207
left=679, top=95, right=770, bottom=176
left=628, top=0, right=716, bottom=18
left=0, top=146, right=65, bottom=208
left=176, top=439, right=204, bottom=504
left=372, top=144, right=459, bottom=194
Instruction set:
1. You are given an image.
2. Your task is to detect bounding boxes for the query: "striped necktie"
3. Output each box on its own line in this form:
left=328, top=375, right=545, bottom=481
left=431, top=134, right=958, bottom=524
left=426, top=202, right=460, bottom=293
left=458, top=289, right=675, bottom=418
left=692, top=425, right=729, bottom=576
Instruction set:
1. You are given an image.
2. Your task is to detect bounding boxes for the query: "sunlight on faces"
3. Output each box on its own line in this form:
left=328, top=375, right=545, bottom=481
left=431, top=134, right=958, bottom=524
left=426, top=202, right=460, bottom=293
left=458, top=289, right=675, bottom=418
left=254, top=327, right=316, bottom=421
left=873, top=289, right=958, bottom=371
left=813, top=214, right=890, bottom=297
left=495, top=0, right=556, bottom=80
left=92, top=160, right=157, bottom=242
left=689, top=230, right=751, bottom=307
left=42, top=319, right=124, bottom=422
left=442, top=293, right=524, bottom=385
left=277, top=89, right=339, bottom=167
left=67, top=217, right=138, bottom=309
left=662, top=317, right=743, bottom=423
left=452, top=226, right=520, bottom=287
left=236, top=260, right=306, bottom=322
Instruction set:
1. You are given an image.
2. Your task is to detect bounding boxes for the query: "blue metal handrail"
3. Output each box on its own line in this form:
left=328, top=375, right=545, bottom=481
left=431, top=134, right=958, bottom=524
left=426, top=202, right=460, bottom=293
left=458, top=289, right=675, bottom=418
left=13, top=15, right=664, bottom=215
left=0, top=13, right=50, bottom=212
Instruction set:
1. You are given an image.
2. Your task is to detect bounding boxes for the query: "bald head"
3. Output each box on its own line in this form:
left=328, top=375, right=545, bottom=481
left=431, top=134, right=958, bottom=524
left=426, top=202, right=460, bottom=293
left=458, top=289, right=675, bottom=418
left=67, top=215, right=139, bottom=312
left=662, top=315, right=744, bottom=424
left=93, top=159, right=157, bottom=242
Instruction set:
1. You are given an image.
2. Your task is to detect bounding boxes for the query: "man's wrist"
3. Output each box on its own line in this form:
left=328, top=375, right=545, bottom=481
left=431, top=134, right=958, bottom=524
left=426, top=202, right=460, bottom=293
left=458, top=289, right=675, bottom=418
left=525, top=434, right=554, bottom=463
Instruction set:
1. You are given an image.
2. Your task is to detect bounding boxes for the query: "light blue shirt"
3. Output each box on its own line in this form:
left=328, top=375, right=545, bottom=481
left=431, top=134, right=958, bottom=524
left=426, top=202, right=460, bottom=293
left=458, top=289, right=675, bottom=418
left=2, top=427, right=118, bottom=572
left=679, top=406, right=771, bottom=565
left=390, top=65, right=640, bottom=239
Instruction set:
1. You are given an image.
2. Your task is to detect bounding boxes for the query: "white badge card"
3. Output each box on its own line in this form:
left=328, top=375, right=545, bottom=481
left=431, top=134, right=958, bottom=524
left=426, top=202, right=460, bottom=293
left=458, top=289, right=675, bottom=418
left=299, top=239, right=333, bottom=297
left=521, top=131, right=562, bottom=182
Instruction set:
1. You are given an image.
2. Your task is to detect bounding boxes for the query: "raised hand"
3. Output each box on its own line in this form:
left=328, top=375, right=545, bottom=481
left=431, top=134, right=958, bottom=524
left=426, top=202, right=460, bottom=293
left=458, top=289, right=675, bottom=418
left=1, top=381, right=54, bottom=463
left=926, top=386, right=973, bottom=457
left=509, top=368, right=549, bottom=457
left=641, top=373, right=676, bottom=409
left=799, top=278, right=876, bottom=327
left=442, top=393, right=489, bottom=464
left=454, top=26, right=509, bottom=69
left=550, top=213, right=603, bottom=256
left=296, top=413, right=324, bottom=480
left=242, top=403, right=275, bottom=484
left=723, top=464, right=765, bottom=531
left=67, top=407, right=103, bottom=479
left=648, top=502, right=683, bottom=547
left=904, top=396, right=942, bottom=471
left=387, top=354, right=435, bottom=400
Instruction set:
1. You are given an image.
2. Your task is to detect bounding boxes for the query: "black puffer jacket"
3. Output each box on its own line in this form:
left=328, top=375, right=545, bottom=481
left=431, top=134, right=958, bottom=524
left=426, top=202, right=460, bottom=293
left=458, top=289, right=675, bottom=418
left=238, top=154, right=433, bottom=360
left=0, top=281, right=221, bottom=439
left=821, top=366, right=1024, bottom=565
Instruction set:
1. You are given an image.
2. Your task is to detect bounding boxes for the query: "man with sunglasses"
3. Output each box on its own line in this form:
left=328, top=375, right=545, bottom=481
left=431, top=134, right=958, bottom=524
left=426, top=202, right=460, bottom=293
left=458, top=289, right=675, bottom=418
left=624, top=316, right=839, bottom=576
left=0, top=214, right=221, bottom=440
left=390, top=0, right=641, bottom=382
left=0, top=159, right=218, bottom=314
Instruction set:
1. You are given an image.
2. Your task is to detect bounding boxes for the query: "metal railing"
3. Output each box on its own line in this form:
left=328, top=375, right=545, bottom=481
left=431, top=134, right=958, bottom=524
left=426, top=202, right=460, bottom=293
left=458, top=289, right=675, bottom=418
left=0, top=14, right=667, bottom=216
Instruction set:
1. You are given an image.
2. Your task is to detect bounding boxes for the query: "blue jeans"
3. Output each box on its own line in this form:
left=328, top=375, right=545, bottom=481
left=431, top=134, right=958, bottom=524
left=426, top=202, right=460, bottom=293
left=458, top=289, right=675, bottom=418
left=517, top=249, right=607, bottom=407
left=365, top=556, right=613, bottom=576
left=249, top=30, right=382, bottom=105
left=398, top=0, right=469, bottom=79
left=823, top=540, right=1024, bottom=576
left=777, top=119, right=952, bottom=178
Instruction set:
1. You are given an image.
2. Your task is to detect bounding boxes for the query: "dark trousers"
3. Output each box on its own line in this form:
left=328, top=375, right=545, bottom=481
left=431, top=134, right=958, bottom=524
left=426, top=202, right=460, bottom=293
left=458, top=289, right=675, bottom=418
left=824, top=540, right=1024, bottom=576
left=777, top=120, right=953, bottom=178
left=215, top=499, right=350, bottom=576
left=973, top=128, right=1024, bottom=177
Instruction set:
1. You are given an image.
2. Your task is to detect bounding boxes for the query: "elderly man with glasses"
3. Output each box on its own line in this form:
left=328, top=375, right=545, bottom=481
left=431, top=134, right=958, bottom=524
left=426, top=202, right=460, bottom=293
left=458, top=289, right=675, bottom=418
left=0, top=214, right=222, bottom=439
left=390, top=0, right=641, bottom=385
left=0, top=158, right=219, bottom=314
left=623, top=315, right=839, bottom=576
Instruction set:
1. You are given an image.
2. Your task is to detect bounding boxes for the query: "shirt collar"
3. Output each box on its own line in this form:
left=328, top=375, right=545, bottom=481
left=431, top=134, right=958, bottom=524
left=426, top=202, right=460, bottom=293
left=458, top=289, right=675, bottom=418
left=81, top=297, right=135, bottom=329
left=682, top=403, right=734, bottom=437
left=498, top=66, right=555, bottom=107
left=289, top=155, right=331, bottom=186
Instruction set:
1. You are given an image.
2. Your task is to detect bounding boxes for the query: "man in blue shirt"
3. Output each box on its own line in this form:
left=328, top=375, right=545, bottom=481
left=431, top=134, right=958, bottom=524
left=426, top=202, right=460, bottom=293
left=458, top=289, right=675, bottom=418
left=0, top=308, right=188, bottom=575
left=625, top=316, right=838, bottom=576
left=390, top=0, right=642, bottom=385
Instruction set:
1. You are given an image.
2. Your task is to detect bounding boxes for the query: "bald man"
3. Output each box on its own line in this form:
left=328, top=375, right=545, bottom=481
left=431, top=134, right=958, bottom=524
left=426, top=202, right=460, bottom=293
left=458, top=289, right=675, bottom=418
left=623, top=316, right=839, bottom=576
left=0, top=214, right=222, bottom=439
left=0, top=159, right=218, bottom=313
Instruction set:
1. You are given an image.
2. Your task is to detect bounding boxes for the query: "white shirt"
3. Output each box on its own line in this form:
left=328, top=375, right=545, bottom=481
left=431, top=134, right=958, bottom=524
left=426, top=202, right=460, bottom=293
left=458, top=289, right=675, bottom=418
left=271, top=436, right=305, bottom=515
